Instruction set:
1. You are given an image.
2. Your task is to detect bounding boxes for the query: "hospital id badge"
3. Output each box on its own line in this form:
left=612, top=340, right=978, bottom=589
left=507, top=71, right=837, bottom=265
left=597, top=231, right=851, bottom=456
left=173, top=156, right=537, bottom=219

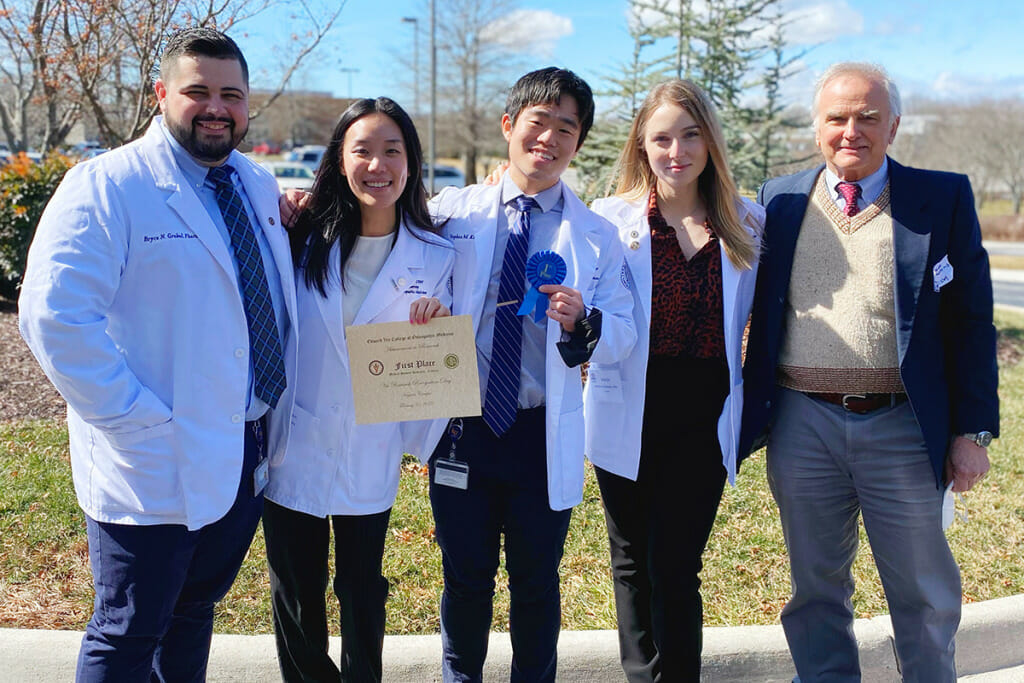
left=434, top=458, right=469, bottom=490
left=253, top=457, right=269, bottom=496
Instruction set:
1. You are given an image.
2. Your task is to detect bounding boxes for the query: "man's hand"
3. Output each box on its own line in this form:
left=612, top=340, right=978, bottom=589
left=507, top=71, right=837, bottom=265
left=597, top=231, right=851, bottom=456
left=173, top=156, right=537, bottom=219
left=279, top=189, right=312, bottom=228
left=945, top=436, right=991, bottom=492
left=539, top=284, right=585, bottom=332
left=409, top=297, right=451, bottom=325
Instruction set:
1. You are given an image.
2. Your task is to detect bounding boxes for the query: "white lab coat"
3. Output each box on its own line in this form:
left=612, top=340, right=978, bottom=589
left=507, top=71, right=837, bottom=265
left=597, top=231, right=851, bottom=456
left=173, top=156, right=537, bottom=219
left=265, top=224, right=454, bottom=516
left=18, top=119, right=298, bottom=530
left=422, top=182, right=637, bottom=511
left=584, top=195, right=764, bottom=484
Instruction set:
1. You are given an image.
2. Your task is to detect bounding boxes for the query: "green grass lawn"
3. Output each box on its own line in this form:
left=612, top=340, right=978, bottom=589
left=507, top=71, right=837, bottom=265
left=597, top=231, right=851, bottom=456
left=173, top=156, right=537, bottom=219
left=3, top=310, right=1024, bottom=634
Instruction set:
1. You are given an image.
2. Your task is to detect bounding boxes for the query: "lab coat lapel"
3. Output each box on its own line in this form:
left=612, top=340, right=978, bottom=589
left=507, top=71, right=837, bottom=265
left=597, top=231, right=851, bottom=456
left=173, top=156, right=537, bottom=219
left=620, top=204, right=653, bottom=326
left=353, top=227, right=423, bottom=325
left=141, top=123, right=236, bottom=280
left=314, top=244, right=349, bottom=366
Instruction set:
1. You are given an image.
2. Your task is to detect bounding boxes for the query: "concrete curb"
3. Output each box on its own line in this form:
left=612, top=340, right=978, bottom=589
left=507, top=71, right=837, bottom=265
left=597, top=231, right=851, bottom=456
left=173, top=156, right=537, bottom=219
left=2, top=595, right=1022, bottom=682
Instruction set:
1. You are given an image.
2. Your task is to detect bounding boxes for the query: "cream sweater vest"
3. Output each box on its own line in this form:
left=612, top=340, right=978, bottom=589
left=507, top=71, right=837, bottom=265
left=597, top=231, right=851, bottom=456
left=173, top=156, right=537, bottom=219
left=777, top=173, right=905, bottom=394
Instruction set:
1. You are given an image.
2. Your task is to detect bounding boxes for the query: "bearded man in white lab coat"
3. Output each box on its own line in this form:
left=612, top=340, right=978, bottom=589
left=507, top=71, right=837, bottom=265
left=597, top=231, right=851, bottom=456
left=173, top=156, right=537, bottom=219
left=19, top=27, right=297, bottom=682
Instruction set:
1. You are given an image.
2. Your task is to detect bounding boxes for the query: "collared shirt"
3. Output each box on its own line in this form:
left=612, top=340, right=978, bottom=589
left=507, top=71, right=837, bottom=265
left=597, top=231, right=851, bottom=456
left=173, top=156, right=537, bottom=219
left=476, top=173, right=565, bottom=409
left=160, top=119, right=288, bottom=420
left=823, top=159, right=889, bottom=214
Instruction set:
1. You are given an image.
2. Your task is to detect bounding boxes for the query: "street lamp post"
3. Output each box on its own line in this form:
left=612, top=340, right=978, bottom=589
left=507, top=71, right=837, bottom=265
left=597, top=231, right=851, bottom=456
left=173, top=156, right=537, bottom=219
left=428, top=0, right=436, bottom=194
left=401, top=17, right=419, bottom=118
left=338, top=67, right=359, bottom=99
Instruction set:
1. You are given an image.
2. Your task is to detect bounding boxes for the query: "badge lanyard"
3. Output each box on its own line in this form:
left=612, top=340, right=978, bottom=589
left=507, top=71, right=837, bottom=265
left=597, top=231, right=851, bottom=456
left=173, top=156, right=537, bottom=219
left=433, top=418, right=469, bottom=490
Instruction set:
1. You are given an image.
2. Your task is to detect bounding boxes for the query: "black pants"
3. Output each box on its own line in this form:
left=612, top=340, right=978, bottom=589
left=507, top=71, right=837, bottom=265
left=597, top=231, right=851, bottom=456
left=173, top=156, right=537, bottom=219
left=595, top=355, right=729, bottom=682
left=263, top=500, right=391, bottom=683
left=428, top=408, right=572, bottom=683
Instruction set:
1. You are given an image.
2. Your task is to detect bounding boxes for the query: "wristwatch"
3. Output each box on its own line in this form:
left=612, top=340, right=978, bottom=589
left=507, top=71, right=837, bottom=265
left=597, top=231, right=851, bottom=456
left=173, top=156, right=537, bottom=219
left=961, top=431, right=993, bottom=448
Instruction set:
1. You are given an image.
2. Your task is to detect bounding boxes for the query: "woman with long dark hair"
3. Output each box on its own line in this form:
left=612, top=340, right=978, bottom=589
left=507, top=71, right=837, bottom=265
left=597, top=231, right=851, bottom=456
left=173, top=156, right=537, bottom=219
left=263, top=97, right=453, bottom=682
left=585, top=80, right=763, bottom=681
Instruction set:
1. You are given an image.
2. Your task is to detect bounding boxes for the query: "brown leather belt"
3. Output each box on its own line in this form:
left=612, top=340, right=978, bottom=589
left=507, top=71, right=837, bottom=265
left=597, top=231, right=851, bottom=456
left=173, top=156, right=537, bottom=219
left=813, top=392, right=907, bottom=414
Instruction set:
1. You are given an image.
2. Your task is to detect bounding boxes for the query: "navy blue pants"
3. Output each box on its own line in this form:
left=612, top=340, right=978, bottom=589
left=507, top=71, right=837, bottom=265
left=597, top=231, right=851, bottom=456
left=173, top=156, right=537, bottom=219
left=75, top=420, right=265, bottom=683
left=428, top=408, right=572, bottom=683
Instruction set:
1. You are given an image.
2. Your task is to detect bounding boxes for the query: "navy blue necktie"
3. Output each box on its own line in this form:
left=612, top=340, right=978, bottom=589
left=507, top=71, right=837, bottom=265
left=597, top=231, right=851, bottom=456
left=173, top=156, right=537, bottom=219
left=207, top=164, right=286, bottom=408
left=483, top=195, right=536, bottom=437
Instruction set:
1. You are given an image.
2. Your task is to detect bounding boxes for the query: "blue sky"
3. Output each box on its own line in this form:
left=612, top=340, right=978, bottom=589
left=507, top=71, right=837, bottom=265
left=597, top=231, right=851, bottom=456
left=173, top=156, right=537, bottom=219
left=236, top=0, right=1024, bottom=110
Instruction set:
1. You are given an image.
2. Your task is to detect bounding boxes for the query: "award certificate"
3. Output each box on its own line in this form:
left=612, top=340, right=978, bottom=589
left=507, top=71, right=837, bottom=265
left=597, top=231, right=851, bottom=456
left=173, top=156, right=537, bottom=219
left=347, top=315, right=481, bottom=424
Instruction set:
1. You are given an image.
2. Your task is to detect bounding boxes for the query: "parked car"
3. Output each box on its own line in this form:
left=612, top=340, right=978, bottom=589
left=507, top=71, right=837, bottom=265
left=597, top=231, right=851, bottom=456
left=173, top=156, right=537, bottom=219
left=423, top=164, right=465, bottom=194
left=80, top=148, right=109, bottom=160
left=285, top=145, right=326, bottom=171
left=260, top=161, right=316, bottom=192
left=252, top=141, right=281, bottom=155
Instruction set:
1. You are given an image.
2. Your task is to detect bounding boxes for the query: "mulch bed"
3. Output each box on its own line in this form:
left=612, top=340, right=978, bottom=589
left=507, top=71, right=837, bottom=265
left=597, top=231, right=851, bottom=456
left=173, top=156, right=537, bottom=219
left=0, top=298, right=66, bottom=421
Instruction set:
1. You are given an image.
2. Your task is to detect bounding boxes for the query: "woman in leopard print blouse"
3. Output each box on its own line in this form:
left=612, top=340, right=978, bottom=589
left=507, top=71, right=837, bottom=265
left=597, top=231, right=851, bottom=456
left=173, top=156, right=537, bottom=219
left=585, top=80, right=765, bottom=682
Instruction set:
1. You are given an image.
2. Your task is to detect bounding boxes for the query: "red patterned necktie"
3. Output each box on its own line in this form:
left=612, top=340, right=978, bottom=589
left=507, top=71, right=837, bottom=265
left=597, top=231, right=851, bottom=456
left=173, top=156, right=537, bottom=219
left=836, top=181, right=862, bottom=217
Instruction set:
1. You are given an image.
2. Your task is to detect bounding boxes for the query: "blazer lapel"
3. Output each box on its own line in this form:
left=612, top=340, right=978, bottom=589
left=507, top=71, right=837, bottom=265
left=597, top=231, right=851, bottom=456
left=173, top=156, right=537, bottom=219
left=888, top=159, right=931, bottom=364
left=762, top=168, right=820, bottom=307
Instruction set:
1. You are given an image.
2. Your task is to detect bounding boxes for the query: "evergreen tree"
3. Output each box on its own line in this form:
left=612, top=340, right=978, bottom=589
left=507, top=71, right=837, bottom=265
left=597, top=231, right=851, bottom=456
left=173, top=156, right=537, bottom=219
left=574, top=5, right=664, bottom=203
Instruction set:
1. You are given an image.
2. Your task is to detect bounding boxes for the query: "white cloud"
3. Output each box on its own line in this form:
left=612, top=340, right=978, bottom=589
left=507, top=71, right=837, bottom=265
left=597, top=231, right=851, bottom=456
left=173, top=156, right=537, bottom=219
left=779, top=0, right=865, bottom=45
left=925, top=72, right=1024, bottom=100
left=482, top=10, right=574, bottom=58
left=872, top=19, right=922, bottom=36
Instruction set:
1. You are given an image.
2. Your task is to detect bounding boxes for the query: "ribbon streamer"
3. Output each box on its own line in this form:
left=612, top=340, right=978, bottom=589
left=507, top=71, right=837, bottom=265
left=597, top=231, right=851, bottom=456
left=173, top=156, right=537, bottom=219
left=518, top=250, right=567, bottom=322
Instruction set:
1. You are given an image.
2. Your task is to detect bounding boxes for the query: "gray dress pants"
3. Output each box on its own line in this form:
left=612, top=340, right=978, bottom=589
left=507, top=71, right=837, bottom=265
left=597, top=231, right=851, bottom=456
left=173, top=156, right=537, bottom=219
left=766, top=387, right=961, bottom=683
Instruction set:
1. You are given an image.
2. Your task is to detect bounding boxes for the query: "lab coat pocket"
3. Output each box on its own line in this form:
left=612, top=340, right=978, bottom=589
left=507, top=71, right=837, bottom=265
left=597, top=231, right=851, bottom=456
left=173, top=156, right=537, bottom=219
left=558, top=404, right=586, bottom=500
left=281, top=404, right=322, bottom=464
left=97, top=422, right=180, bottom=516
left=346, top=424, right=401, bottom=505
left=104, top=418, right=174, bottom=449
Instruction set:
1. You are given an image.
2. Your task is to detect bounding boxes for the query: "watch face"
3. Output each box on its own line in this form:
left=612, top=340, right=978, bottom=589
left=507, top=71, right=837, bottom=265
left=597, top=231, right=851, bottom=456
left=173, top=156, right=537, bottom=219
left=977, top=431, right=993, bottom=448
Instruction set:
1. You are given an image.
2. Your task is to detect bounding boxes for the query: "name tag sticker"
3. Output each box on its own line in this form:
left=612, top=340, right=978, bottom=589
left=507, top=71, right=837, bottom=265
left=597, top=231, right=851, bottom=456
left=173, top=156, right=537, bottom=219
left=933, top=255, right=953, bottom=292
left=588, top=366, right=624, bottom=403
left=434, top=458, right=469, bottom=490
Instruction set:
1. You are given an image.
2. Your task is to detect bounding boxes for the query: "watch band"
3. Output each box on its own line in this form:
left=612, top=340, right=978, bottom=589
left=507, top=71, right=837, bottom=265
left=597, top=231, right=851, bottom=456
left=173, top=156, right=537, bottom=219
left=961, top=431, right=993, bottom=448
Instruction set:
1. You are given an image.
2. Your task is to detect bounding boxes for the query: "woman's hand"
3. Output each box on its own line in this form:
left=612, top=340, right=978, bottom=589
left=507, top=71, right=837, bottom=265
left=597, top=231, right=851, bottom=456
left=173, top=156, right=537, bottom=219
left=279, top=189, right=312, bottom=228
left=409, top=297, right=451, bottom=324
left=482, top=161, right=509, bottom=186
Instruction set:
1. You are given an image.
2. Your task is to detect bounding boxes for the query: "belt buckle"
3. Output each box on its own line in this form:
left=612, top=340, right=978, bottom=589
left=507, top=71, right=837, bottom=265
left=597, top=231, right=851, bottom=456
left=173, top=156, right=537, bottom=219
left=841, top=393, right=867, bottom=411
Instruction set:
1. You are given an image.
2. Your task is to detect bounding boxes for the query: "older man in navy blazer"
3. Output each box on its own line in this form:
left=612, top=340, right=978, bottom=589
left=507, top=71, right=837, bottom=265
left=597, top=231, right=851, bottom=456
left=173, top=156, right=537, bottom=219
left=739, top=62, right=998, bottom=682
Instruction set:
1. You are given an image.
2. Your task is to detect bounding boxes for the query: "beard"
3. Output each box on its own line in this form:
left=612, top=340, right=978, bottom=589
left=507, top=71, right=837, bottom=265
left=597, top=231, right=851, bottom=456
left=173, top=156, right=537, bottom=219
left=166, top=114, right=247, bottom=164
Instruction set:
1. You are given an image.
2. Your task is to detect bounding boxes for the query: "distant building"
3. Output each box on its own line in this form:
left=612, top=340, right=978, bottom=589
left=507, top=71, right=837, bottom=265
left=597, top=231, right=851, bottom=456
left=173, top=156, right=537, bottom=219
left=247, top=90, right=354, bottom=151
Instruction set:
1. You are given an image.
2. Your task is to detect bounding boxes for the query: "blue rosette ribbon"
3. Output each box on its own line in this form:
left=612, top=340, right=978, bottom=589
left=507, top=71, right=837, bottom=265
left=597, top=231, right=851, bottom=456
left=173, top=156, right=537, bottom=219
left=518, top=250, right=567, bottom=322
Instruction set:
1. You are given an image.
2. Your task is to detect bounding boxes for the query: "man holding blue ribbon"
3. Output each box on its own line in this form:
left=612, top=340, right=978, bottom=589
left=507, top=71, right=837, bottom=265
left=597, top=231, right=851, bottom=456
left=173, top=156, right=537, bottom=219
left=423, top=67, right=637, bottom=682
left=19, top=28, right=296, bottom=682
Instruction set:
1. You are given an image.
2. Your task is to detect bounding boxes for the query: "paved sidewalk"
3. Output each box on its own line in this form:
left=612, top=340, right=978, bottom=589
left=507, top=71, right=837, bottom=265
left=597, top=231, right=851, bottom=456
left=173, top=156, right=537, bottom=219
left=2, top=595, right=1022, bottom=682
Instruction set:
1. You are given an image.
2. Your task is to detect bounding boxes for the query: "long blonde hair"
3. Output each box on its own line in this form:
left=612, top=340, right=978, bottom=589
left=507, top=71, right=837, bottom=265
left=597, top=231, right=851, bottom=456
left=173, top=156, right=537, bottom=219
left=613, top=79, right=756, bottom=270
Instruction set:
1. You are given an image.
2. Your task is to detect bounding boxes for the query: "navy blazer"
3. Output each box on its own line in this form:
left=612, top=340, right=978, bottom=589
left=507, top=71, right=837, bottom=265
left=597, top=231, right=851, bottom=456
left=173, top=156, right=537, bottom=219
left=738, top=159, right=999, bottom=487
